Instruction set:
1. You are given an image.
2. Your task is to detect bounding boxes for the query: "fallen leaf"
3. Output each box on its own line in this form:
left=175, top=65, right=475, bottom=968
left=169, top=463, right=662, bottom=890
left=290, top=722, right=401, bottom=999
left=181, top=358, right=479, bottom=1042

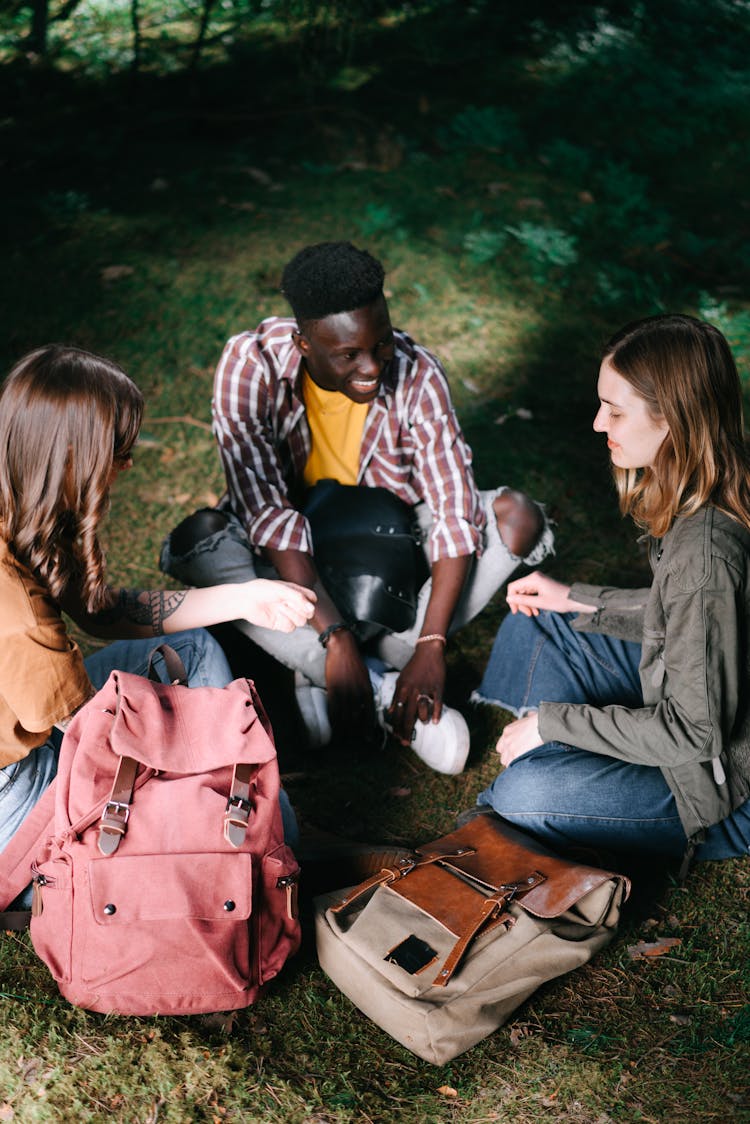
left=241, top=166, right=274, bottom=187
left=437, top=1085, right=458, bottom=1097
left=495, top=407, right=534, bottom=426
left=668, top=1013, right=692, bottom=1025
left=388, top=786, right=411, bottom=798
left=201, top=1010, right=239, bottom=1034
left=100, top=265, right=134, bottom=283
left=0, top=1103, right=15, bottom=1120
left=627, top=937, right=682, bottom=959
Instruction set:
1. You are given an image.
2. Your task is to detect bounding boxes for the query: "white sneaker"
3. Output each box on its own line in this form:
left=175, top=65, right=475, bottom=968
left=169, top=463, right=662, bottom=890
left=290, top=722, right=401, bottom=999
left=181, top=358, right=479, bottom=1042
left=294, top=673, right=332, bottom=748
left=370, top=669, right=470, bottom=776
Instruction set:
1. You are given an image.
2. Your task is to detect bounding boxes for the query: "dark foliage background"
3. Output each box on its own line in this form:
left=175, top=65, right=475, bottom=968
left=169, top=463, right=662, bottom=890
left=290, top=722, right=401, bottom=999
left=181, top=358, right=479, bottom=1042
left=0, top=3, right=748, bottom=1121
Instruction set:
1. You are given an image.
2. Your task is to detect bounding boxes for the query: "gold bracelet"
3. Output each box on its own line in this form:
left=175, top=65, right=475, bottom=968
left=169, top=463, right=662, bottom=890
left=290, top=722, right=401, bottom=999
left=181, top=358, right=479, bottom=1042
left=416, top=633, right=446, bottom=646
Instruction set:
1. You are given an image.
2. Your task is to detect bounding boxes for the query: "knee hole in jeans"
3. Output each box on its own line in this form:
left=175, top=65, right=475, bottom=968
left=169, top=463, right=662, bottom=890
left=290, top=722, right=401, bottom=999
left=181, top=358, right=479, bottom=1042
left=169, top=509, right=229, bottom=555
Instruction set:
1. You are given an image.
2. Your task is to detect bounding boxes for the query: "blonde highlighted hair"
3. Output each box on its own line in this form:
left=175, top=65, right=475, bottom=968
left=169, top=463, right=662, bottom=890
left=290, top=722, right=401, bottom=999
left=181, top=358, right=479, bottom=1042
left=0, top=345, right=144, bottom=612
left=603, top=314, right=750, bottom=537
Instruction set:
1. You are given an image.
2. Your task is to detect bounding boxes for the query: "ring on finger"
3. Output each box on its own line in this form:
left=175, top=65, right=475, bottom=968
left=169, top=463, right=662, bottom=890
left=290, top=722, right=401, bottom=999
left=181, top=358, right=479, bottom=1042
left=395, top=701, right=405, bottom=709
left=417, top=693, right=434, bottom=705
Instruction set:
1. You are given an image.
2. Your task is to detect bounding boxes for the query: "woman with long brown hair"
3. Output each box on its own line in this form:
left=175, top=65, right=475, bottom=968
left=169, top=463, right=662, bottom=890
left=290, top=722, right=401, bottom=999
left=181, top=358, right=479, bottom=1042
left=472, top=314, right=750, bottom=868
left=0, top=345, right=315, bottom=870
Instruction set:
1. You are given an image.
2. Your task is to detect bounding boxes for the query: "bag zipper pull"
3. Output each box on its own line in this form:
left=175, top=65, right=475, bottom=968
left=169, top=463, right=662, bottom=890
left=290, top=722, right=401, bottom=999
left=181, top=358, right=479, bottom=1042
left=30, top=871, right=49, bottom=917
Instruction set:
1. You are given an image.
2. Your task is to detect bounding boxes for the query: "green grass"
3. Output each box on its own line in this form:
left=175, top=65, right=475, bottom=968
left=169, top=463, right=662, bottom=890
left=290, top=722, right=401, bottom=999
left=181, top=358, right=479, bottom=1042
left=1, top=5, right=749, bottom=1120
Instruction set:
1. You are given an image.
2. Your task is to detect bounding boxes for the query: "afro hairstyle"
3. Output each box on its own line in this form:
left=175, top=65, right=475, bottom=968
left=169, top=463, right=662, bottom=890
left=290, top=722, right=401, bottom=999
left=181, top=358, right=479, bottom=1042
left=281, top=241, right=385, bottom=323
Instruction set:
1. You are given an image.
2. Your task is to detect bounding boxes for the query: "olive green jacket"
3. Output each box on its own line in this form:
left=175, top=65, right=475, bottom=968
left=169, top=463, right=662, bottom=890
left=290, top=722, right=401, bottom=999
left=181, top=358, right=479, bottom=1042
left=538, top=505, right=750, bottom=841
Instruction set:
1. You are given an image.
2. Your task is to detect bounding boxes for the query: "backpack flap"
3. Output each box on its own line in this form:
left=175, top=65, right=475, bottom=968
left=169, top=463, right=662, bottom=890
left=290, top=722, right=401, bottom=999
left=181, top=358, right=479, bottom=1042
left=109, top=672, right=276, bottom=772
left=420, top=816, right=630, bottom=922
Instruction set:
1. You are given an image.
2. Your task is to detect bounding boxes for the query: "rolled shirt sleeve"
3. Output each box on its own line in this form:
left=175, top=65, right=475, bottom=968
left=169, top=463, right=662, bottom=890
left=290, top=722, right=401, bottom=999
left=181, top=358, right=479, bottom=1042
left=212, top=326, right=314, bottom=554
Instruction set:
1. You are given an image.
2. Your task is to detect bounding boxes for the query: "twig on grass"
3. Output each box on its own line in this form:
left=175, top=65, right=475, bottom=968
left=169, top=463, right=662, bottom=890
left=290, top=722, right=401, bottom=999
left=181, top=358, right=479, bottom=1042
left=147, top=414, right=213, bottom=433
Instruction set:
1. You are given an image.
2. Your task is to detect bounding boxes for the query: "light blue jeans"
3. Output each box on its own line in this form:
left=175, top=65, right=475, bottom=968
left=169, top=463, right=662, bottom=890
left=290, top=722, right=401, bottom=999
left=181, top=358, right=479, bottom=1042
left=0, top=629, right=298, bottom=904
left=473, top=610, right=750, bottom=862
left=159, top=491, right=555, bottom=685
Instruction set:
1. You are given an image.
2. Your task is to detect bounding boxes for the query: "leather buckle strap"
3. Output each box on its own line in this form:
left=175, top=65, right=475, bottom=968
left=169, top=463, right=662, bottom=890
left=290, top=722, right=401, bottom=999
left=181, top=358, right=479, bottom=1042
left=329, top=857, right=416, bottom=914
left=329, top=846, right=476, bottom=915
left=433, top=871, right=546, bottom=987
left=98, top=755, right=139, bottom=856
left=223, top=763, right=257, bottom=848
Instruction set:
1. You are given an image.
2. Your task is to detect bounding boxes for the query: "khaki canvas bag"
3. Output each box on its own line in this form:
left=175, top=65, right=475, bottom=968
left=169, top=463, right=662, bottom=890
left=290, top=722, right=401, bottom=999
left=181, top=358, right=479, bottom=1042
left=315, top=815, right=629, bottom=1064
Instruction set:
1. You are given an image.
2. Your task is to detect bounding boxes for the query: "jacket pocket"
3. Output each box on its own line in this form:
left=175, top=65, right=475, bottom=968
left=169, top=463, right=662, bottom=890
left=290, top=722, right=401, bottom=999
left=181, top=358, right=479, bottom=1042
left=641, top=627, right=666, bottom=690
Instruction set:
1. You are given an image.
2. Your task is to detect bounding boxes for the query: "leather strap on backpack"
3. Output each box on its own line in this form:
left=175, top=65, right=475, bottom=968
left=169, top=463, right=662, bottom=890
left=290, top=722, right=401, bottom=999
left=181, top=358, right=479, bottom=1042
left=432, top=871, right=546, bottom=987
left=147, top=644, right=188, bottom=685
left=97, top=644, right=187, bottom=857
left=329, top=846, right=477, bottom=914
left=98, top=755, right=139, bottom=856
left=224, top=763, right=257, bottom=848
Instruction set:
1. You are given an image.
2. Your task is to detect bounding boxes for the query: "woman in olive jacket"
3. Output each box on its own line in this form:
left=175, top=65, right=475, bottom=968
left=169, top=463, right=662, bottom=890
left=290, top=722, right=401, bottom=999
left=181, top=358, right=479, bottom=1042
left=474, top=314, right=750, bottom=868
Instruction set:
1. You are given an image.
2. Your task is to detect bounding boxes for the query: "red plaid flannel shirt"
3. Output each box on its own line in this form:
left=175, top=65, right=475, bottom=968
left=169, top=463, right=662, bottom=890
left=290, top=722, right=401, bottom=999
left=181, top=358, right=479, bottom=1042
left=212, top=317, right=486, bottom=563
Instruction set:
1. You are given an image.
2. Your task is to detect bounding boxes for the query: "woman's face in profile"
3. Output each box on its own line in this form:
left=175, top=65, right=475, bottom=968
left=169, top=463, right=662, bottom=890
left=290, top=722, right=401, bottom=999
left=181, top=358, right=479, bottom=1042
left=593, top=359, right=670, bottom=471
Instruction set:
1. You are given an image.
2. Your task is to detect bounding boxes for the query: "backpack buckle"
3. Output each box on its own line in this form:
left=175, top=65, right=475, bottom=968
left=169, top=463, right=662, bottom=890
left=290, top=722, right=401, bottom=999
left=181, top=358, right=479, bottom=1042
left=224, top=794, right=252, bottom=848
left=98, top=801, right=131, bottom=856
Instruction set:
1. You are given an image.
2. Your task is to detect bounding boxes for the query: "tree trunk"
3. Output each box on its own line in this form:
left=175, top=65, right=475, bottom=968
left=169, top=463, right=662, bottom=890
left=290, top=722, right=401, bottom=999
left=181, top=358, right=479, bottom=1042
left=189, top=0, right=218, bottom=72
left=29, top=0, right=49, bottom=54
left=131, top=0, right=142, bottom=74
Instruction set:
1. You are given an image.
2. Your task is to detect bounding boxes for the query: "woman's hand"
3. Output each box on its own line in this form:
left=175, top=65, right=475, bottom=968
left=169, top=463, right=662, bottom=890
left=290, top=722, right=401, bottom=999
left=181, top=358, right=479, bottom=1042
left=238, top=579, right=316, bottom=631
left=506, top=571, right=593, bottom=617
left=496, top=712, right=543, bottom=766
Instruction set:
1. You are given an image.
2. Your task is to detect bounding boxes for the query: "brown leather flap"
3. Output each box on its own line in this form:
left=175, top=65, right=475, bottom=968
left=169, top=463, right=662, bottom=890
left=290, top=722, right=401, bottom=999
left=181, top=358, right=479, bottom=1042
left=388, top=863, right=507, bottom=938
left=412, top=815, right=629, bottom=921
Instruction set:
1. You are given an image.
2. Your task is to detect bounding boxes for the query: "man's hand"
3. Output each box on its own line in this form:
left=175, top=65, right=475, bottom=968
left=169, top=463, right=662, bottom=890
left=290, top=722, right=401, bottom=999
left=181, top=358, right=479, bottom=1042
left=496, top=712, right=543, bottom=766
left=506, top=571, right=594, bottom=617
left=386, top=640, right=447, bottom=745
left=324, top=629, right=377, bottom=740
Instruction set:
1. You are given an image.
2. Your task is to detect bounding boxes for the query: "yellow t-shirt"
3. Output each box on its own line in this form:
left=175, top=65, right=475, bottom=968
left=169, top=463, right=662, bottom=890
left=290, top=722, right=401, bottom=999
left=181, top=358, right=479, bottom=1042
left=0, top=538, right=91, bottom=766
left=302, top=370, right=369, bottom=487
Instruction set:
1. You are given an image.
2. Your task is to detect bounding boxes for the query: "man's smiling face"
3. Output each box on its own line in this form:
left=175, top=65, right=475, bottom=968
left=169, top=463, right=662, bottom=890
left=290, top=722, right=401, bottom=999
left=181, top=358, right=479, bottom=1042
left=293, top=295, right=395, bottom=404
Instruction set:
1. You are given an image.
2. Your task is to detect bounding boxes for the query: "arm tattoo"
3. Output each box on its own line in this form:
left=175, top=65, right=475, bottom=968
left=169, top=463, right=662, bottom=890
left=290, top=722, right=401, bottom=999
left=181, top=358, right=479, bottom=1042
left=97, top=589, right=188, bottom=635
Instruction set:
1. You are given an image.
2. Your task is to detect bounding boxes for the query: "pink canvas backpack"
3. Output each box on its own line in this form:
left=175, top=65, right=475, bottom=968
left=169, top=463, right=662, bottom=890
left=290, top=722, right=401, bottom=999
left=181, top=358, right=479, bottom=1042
left=0, top=647, right=301, bottom=1015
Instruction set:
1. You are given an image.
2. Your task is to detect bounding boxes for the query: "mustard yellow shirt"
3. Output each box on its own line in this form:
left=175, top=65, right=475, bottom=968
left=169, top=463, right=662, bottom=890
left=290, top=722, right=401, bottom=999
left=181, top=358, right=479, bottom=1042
left=302, top=370, right=368, bottom=487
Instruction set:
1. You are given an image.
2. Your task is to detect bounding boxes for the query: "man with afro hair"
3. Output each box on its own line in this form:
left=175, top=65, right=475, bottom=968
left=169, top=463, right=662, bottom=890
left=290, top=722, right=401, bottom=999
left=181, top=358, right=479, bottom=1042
left=161, top=242, right=553, bottom=769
